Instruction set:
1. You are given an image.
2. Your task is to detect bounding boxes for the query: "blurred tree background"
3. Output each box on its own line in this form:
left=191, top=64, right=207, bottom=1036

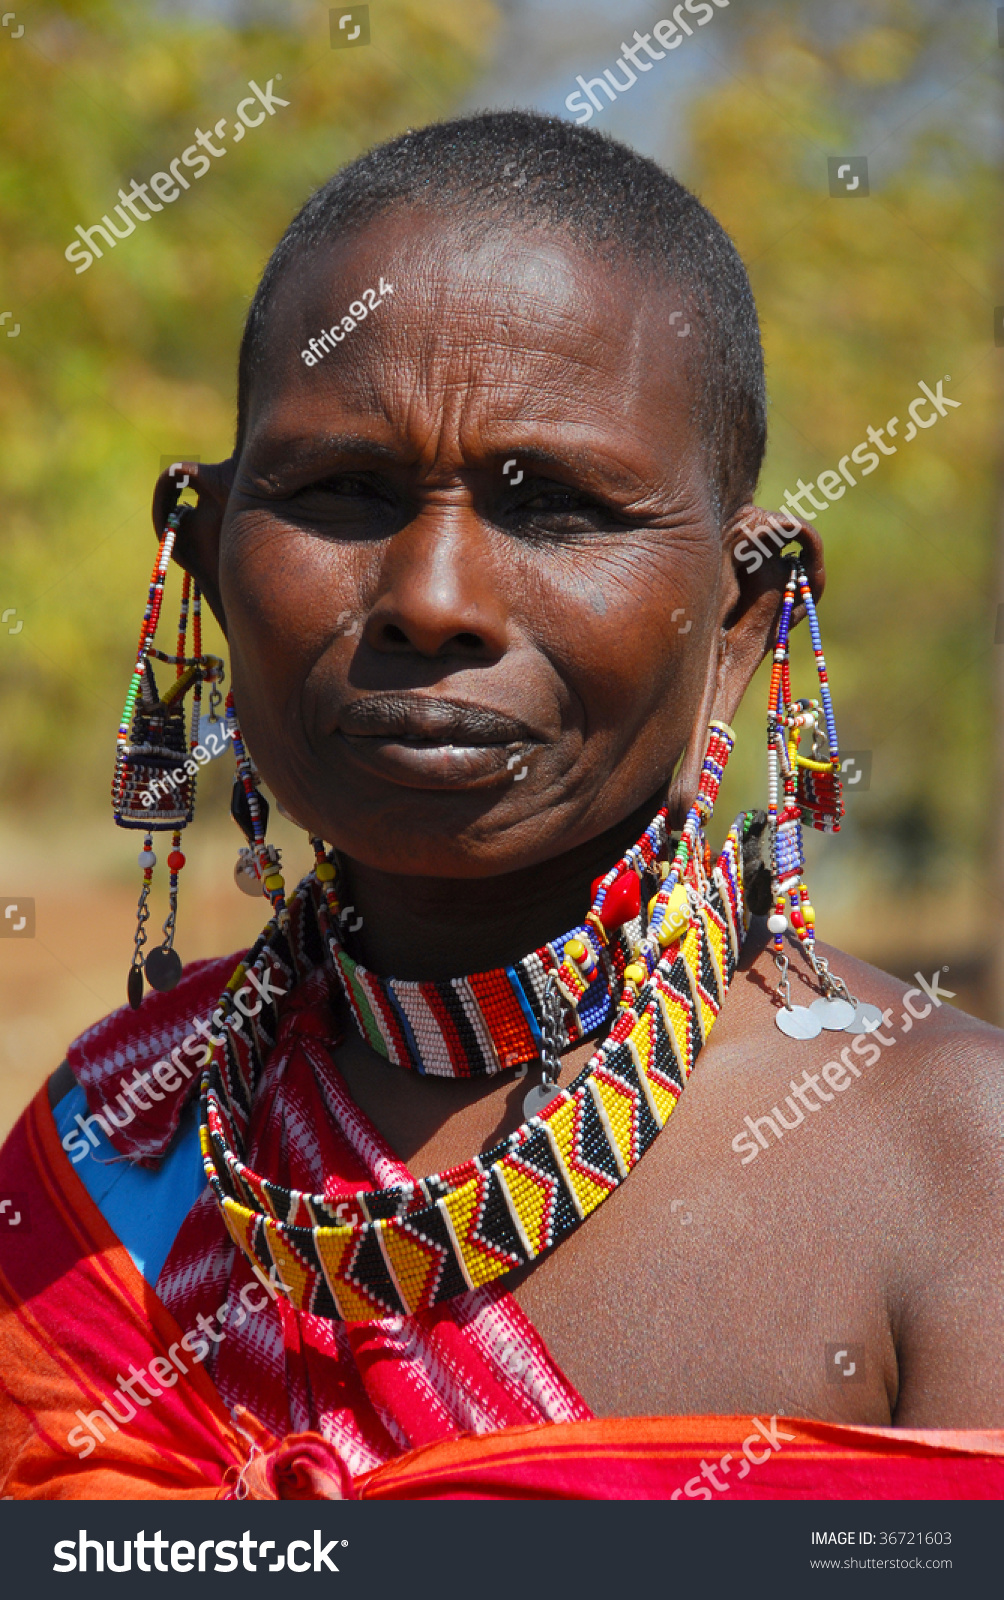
left=0, top=0, right=499, bottom=1129
left=694, top=0, right=1002, bottom=1020
left=0, top=0, right=1000, bottom=1134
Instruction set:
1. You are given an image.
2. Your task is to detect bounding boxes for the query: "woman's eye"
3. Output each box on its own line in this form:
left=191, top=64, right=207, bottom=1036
left=521, top=489, right=589, bottom=514
left=305, top=474, right=385, bottom=498
left=514, top=481, right=609, bottom=517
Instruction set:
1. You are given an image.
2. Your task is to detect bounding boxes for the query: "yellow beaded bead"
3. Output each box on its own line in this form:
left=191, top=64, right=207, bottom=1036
left=654, top=883, right=690, bottom=948
left=315, top=861, right=336, bottom=882
left=803, top=904, right=815, bottom=926
left=623, top=962, right=647, bottom=988
left=565, top=937, right=588, bottom=963
left=264, top=873, right=285, bottom=892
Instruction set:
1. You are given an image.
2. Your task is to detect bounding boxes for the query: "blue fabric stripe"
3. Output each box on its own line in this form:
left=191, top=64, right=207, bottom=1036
left=53, top=1083, right=206, bottom=1285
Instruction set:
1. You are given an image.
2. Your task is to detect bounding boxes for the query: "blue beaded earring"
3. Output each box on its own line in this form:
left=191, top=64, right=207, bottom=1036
left=764, top=561, right=882, bottom=1040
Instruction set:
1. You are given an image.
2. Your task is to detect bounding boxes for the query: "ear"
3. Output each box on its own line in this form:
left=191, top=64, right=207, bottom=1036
left=151, top=457, right=236, bottom=633
left=667, top=504, right=826, bottom=825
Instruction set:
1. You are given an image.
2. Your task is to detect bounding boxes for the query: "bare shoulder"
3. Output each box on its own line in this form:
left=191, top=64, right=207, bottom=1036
left=812, top=941, right=1004, bottom=1153
left=710, top=931, right=1004, bottom=1147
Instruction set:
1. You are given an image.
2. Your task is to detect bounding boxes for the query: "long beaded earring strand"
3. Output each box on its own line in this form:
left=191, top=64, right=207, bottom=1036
left=766, top=560, right=882, bottom=1039
left=112, top=509, right=224, bottom=1006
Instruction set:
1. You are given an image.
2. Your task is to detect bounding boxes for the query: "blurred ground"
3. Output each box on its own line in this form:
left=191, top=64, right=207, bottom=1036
left=0, top=806, right=308, bottom=1141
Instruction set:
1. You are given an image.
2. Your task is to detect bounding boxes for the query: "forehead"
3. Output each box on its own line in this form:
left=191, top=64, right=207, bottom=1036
left=242, top=211, right=704, bottom=485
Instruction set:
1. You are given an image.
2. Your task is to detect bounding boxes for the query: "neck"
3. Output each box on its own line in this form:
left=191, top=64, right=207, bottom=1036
left=335, top=789, right=665, bottom=981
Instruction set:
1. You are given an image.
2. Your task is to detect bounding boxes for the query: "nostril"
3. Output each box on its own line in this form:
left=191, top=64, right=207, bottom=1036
left=377, top=623, right=486, bottom=654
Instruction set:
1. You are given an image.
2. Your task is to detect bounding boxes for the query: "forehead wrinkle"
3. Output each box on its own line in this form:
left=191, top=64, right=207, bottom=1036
left=249, top=230, right=698, bottom=492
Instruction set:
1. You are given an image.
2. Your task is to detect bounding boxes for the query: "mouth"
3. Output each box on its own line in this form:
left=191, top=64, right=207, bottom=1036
left=335, top=694, right=540, bottom=789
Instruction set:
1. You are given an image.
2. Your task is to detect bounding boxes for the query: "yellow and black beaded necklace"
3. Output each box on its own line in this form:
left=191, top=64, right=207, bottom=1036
left=199, top=726, right=750, bottom=1323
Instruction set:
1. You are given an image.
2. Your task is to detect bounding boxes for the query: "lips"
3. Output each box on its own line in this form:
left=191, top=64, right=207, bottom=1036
left=335, top=694, right=538, bottom=789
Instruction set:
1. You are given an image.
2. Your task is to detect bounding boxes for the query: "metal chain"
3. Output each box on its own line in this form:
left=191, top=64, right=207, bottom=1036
left=131, top=880, right=151, bottom=972
left=810, top=949, right=856, bottom=1006
left=160, top=887, right=178, bottom=954
left=540, top=971, right=563, bottom=1088
left=773, top=950, right=793, bottom=1012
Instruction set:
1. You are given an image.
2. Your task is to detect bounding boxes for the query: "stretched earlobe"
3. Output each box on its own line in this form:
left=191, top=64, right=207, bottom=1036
left=151, top=457, right=236, bottom=632
left=727, top=503, right=826, bottom=604
left=667, top=505, right=826, bottom=828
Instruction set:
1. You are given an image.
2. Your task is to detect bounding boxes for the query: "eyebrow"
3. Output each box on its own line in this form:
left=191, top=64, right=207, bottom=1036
left=240, top=432, right=664, bottom=498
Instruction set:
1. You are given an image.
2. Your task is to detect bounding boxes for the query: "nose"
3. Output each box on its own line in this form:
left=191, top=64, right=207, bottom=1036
left=362, top=507, right=508, bottom=661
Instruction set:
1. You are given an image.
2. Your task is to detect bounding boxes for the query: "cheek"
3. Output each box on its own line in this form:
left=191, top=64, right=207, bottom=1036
left=220, top=520, right=363, bottom=705
left=529, top=540, right=714, bottom=754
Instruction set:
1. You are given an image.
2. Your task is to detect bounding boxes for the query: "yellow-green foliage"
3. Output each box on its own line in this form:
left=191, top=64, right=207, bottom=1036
left=0, top=0, right=498, bottom=805
left=694, top=2, right=997, bottom=885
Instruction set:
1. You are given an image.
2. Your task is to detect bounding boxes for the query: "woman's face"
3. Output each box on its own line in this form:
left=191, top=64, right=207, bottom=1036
left=202, top=213, right=758, bottom=878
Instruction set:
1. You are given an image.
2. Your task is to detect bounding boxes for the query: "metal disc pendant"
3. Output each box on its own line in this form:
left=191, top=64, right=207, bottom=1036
left=127, top=965, right=145, bottom=1010
left=843, top=1001, right=885, bottom=1035
left=234, top=853, right=262, bottom=897
left=145, top=945, right=183, bottom=992
left=809, top=996, right=856, bottom=1030
left=197, top=715, right=230, bottom=756
left=775, top=1005, right=822, bottom=1040
left=523, top=1083, right=562, bottom=1120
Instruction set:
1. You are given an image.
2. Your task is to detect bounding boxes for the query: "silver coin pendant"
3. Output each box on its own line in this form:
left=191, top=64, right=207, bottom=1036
left=809, top=996, right=856, bottom=1030
left=843, top=1001, right=885, bottom=1035
left=775, top=1005, right=823, bottom=1040
left=523, top=1084, right=562, bottom=1120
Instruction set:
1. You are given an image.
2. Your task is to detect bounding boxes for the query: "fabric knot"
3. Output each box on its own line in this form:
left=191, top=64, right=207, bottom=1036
left=236, top=1430, right=354, bottom=1500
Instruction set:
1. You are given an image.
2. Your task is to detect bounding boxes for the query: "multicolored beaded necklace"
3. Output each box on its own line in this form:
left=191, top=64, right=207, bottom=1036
left=199, top=724, right=753, bottom=1323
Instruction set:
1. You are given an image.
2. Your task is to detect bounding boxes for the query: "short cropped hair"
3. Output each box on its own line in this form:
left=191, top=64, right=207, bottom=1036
left=236, top=109, right=766, bottom=520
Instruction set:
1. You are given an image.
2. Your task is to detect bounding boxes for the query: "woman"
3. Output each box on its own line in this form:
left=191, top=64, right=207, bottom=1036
left=2, top=111, right=1002, bottom=1501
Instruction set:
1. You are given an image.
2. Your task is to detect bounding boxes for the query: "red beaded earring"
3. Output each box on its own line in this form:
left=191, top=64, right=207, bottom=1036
left=766, top=559, right=880, bottom=1039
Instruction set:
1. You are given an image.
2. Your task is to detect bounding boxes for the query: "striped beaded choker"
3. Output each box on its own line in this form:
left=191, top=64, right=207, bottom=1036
left=328, top=837, right=665, bottom=1081
left=200, top=726, right=750, bottom=1323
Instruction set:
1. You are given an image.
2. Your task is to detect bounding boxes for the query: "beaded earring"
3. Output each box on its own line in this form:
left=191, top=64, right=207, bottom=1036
left=112, top=509, right=224, bottom=1007
left=765, top=559, right=881, bottom=1039
left=226, top=690, right=290, bottom=933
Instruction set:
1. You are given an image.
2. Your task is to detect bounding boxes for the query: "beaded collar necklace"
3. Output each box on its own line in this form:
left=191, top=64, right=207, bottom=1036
left=200, top=726, right=751, bottom=1323
left=331, top=842, right=655, bottom=1080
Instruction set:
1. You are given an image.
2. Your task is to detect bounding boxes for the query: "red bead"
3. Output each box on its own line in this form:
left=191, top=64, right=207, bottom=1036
left=167, top=850, right=186, bottom=872
left=590, top=870, right=641, bottom=931
left=789, top=908, right=804, bottom=929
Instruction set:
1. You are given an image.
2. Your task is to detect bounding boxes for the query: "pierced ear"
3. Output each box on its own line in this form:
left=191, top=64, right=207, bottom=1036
left=151, top=458, right=236, bottom=633
left=715, top=503, right=826, bottom=720
left=666, top=504, right=826, bottom=827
